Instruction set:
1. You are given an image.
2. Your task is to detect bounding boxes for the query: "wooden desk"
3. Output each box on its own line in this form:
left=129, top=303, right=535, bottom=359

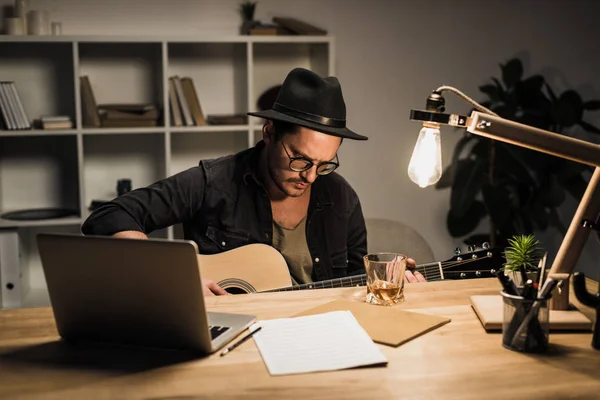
left=1, top=278, right=598, bottom=400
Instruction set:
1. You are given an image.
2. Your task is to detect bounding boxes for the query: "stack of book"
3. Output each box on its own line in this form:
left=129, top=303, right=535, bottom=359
left=168, top=76, right=206, bottom=127
left=39, top=115, right=73, bottom=130
left=80, top=75, right=160, bottom=128
left=98, top=104, right=159, bottom=127
left=0, top=81, right=31, bottom=130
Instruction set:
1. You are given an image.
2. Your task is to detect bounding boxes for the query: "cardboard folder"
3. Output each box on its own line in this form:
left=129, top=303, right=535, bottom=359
left=295, top=299, right=451, bottom=347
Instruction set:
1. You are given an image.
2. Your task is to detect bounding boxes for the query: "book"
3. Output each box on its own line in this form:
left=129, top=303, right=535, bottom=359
left=206, top=114, right=248, bottom=125
left=8, top=82, right=31, bottom=129
left=97, top=104, right=155, bottom=113
left=80, top=76, right=101, bottom=128
left=0, top=83, right=16, bottom=130
left=98, top=107, right=159, bottom=120
left=173, top=76, right=193, bottom=126
left=100, top=118, right=158, bottom=128
left=180, top=77, right=206, bottom=126
left=249, top=24, right=279, bottom=35
left=40, top=115, right=71, bottom=122
left=42, top=120, right=73, bottom=130
left=272, top=17, right=327, bottom=35
left=168, top=78, right=183, bottom=127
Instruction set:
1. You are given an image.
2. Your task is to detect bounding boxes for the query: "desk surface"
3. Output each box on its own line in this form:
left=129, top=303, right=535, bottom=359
left=1, top=278, right=598, bottom=400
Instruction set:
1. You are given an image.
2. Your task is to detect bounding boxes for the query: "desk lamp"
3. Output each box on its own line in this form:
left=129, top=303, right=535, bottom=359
left=408, top=86, right=600, bottom=343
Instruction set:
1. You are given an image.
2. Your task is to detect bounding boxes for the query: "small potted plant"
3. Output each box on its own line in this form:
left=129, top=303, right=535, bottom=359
left=239, top=1, right=258, bottom=35
left=502, top=234, right=543, bottom=287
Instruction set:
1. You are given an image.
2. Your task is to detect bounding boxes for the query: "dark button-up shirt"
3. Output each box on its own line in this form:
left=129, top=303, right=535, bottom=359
left=81, top=141, right=367, bottom=281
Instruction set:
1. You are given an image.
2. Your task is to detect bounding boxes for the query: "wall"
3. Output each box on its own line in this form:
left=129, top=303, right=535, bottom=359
left=2, top=0, right=599, bottom=279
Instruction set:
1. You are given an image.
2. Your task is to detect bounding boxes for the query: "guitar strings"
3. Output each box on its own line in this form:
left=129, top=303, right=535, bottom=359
left=273, top=254, right=496, bottom=291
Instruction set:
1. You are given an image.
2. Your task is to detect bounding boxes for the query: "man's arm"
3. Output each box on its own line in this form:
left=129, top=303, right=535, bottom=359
left=81, top=166, right=205, bottom=237
left=81, top=167, right=229, bottom=296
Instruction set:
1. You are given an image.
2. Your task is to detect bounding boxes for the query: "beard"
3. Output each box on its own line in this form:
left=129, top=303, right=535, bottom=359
left=267, top=160, right=310, bottom=198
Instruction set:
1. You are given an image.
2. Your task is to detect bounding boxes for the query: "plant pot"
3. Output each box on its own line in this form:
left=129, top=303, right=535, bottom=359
left=240, top=20, right=256, bottom=35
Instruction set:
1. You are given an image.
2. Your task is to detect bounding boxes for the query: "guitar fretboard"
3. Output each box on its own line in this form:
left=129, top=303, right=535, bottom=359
left=264, top=261, right=443, bottom=293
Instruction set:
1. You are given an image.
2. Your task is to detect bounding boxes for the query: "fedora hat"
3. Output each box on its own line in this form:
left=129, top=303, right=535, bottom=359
left=247, top=68, right=368, bottom=140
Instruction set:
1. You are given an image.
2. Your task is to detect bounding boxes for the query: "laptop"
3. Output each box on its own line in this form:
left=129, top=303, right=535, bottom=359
left=36, top=233, right=256, bottom=354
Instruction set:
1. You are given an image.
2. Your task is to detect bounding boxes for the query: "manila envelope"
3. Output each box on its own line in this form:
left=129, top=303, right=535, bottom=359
left=295, top=299, right=451, bottom=347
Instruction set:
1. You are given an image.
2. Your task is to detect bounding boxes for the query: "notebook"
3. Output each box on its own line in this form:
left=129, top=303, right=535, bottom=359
left=252, top=310, right=387, bottom=376
left=470, top=295, right=593, bottom=331
left=294, top=299, right=451, bottom=347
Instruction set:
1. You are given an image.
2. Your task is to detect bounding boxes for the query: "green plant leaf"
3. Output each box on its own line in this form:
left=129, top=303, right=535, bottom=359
left=481, top=183, right=511, bottom=229
left=579, top=120, right=600, bottom=134
left=501, top=59, right=523, bottom=89
left=449, top=158, right=486, bottom=218
left=446, top=201, right=487, bottom=237
left=583, top=100, right=600, bottom=110
left=552, top=90, right=584, bottom=127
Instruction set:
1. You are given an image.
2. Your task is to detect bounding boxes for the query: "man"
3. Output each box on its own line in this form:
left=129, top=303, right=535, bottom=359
left=81, top=68, right=425, bottom=295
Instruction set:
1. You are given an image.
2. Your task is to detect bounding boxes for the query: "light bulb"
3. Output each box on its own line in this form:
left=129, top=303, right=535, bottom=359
left=407, top=125, right=442, bottom=188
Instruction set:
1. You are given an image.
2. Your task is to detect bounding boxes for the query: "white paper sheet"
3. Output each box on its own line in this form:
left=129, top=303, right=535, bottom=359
left=252, top=310, right=388, bottom=376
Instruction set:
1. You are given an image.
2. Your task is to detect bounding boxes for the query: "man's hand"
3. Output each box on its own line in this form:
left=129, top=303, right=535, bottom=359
left=203, top=279, right=229, bottom=296
left=404, top=257, right=426, bottom=283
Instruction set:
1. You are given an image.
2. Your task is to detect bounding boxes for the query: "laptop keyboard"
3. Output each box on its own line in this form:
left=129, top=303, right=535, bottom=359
left=209, top=325, right=231, bottom=340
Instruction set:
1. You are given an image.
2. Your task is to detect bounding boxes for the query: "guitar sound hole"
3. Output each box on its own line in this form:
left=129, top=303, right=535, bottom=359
left=225, top=287, right=249, bottom=295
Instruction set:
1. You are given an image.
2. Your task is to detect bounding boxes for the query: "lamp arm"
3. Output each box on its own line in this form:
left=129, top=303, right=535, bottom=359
left=467, top=110, right=600, bottom=279
left=467, top=111, right=600, bottom=168
left=434, top=86, right=499, bottom=116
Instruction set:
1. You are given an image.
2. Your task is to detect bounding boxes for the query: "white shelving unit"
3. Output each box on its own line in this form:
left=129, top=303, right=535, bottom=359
left=0, top=34, right=334, bottom=308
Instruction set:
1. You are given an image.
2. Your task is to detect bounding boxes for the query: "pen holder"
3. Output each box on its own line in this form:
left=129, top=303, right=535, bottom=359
left=501, top=291, right=550, bottom=353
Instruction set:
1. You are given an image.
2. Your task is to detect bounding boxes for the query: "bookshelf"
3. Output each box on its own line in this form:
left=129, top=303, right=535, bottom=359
left=0, top=35, right=334, bottom=308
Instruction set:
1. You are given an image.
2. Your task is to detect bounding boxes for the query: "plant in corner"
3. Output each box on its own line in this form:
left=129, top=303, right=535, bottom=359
left=436, top=58, right=600, bottom=248
left=239, top=1, right=258, bottom=35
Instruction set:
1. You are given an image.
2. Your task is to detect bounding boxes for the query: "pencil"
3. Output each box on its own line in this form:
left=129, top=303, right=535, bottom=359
left=220, top=326, right=262, bottom=357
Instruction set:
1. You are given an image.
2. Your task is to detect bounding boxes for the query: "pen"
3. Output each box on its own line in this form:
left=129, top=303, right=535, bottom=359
left=522, top=279, right=534, bottom=300
left=495, top=270, right=519, bottom=296
left=220, top=326, right=262, bottom=357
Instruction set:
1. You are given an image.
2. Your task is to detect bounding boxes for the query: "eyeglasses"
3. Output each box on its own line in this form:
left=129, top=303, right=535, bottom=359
left=281, top=141, right=339, bottom=175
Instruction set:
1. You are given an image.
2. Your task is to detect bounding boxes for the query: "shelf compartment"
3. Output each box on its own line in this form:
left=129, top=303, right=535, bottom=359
left=0, top=42, right=76, bottom=128
left=167, top=43, right=247, bottom=127
left=252, top=42, right=330, bottom=110
left=170, top=131, right=248, bottom=176
left=78, top=42, right=165, bottom=128
left=18, top=225, right=82, bottom=309
left=0, top=135, right=80, bottom=219
left=82, top=133, right=166, bottom=211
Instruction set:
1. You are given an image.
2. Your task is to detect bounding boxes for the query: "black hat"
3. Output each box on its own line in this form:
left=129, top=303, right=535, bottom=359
left=247, top=68, right=368, bottom=140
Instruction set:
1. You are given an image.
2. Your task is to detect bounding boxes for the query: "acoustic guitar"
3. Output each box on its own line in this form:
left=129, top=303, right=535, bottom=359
left=199, top=243, right=504, bottom=294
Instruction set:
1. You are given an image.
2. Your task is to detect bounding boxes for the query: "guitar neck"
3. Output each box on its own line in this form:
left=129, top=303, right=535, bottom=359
left=264, top=261, right=443, bottom=293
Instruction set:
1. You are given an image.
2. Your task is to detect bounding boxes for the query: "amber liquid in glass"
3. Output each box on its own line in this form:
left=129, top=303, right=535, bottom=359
left=367, top=280, right=402, bottom=304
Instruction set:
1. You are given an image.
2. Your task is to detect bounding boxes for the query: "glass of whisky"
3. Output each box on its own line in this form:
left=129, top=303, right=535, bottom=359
left=364, top=253, right=407, bottom=306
